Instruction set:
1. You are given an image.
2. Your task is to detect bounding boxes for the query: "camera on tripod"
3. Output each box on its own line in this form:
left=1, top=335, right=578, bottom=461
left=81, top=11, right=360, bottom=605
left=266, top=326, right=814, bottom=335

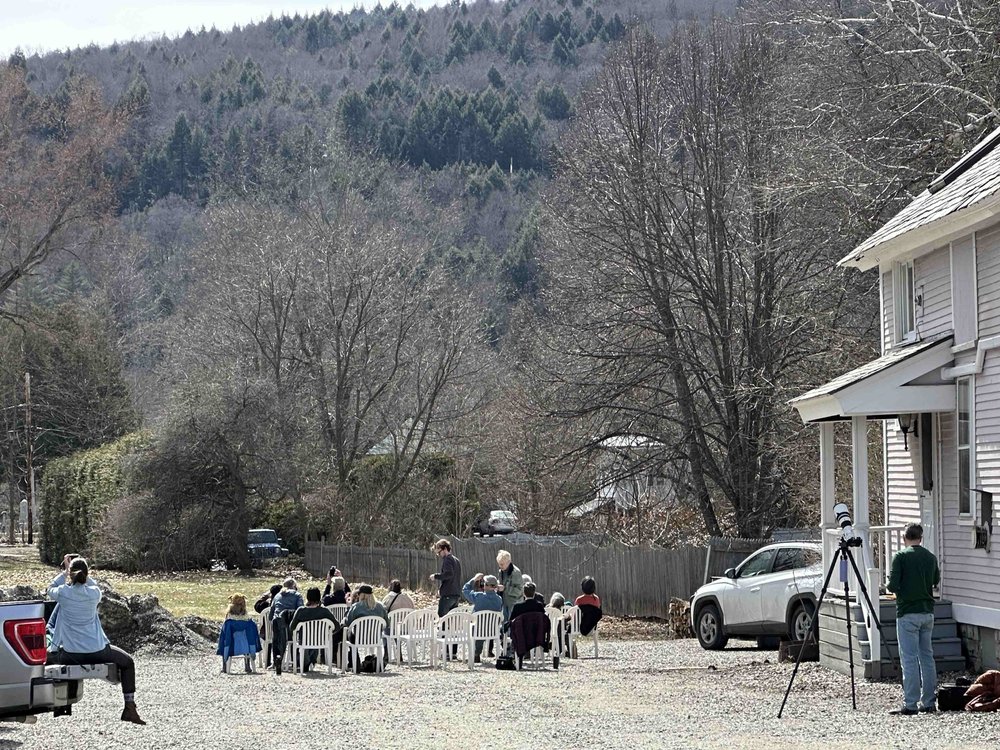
left=833, top=502, right=863, bottom=547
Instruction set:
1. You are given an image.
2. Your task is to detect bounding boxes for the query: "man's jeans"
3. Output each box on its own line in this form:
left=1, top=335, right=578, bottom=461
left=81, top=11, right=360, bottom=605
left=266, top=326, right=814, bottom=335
left=896, top=612, right=937, bottom=710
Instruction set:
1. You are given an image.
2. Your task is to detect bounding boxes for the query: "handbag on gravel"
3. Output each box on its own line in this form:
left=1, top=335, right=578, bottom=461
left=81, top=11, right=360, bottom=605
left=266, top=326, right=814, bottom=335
left=937, top=679, right=974, bottom=711
left=495, top=655, right=516, bottom=670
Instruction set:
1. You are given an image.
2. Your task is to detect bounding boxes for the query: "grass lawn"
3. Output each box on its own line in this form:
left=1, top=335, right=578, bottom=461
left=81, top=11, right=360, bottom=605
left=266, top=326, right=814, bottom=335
left=0, top=545, right=328, bottom=621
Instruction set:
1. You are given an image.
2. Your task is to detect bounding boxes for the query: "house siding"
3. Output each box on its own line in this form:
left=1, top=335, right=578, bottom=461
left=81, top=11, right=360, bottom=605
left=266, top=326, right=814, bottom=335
left=978, top=224, right=1000, bottom=339
left=915, top=245, right=952, bottom=340
left=884, top=420, right=921, bottom=527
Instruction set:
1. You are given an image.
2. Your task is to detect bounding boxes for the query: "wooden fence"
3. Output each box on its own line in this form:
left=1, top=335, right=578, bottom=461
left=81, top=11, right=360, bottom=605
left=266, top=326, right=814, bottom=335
left=305, top=535, right=768, bottom=619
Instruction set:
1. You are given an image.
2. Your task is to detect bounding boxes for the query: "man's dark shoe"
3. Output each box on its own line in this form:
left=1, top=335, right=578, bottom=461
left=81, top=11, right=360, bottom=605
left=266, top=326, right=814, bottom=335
left=919, top=705, right=937, bottom=713
left=889, top=707, right=918, bottom=716
left=474, top=654, right=481, bottom=664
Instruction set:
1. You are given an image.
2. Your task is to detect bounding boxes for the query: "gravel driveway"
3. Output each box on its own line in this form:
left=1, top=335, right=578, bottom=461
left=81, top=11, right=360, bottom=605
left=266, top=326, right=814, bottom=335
left=4, top=640, right=999, bottom=750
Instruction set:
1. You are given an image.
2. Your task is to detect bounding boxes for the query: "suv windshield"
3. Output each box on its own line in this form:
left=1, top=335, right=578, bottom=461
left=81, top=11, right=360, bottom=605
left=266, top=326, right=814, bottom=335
left=248, top=530, right=278, bottom=545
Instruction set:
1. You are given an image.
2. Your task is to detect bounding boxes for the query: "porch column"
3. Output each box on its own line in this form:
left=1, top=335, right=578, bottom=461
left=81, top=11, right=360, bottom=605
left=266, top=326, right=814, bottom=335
left=820, top=423, right=836, bottom=576
left=851, top=416, right=876, bottom=575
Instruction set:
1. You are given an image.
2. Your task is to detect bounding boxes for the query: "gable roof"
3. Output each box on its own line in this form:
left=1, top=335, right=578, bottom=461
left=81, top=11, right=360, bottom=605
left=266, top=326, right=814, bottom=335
left=840, top=125, right=1000, bottom=271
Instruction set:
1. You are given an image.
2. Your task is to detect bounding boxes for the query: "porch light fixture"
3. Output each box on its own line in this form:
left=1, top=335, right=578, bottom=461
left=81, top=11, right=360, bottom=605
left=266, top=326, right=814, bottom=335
left=898, top=413, right=917, bottom=450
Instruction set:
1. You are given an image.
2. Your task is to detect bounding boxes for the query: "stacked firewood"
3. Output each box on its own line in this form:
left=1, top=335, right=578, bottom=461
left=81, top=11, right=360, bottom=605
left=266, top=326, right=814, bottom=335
left=668, top=597, right=694, bottom=638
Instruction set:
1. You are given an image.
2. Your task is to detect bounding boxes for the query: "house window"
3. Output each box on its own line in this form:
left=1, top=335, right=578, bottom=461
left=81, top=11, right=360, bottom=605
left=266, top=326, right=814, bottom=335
left=958, top=377, right=973, bottom=517
left=894, top=260, right=916, bottom=342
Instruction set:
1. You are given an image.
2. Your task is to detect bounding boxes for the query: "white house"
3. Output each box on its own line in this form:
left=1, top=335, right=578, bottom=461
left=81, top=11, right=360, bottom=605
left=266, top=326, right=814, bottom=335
left=569, top=435, right=675, bottom=518
left=791, top=126, right=1000, bottom=676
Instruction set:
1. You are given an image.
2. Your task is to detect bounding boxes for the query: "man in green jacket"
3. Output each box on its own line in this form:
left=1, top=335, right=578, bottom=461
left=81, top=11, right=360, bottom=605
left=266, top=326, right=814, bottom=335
left=886, top=523, right=940, bottom=715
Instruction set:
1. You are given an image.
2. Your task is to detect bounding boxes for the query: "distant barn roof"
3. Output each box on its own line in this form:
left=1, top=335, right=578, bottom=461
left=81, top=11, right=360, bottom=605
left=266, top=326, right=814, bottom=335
left=841, top=125, right=1000, bottom=269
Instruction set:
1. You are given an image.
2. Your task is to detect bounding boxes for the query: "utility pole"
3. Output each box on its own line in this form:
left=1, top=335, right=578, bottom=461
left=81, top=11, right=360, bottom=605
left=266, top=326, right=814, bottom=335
left=24, top=372, right=32, bottom=545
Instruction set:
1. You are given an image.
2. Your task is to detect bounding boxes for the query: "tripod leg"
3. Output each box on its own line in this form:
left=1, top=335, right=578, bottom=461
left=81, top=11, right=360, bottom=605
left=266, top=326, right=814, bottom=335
left=778, top=547, right=841, bottom=718
left=845, top=547, right=901, bottom=679
left=843, top=572, right=858, bottom=709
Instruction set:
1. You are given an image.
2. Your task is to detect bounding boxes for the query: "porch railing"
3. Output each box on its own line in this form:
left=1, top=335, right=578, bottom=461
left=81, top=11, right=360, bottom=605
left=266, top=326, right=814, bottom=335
left=869, top=524, right=905, bottom=586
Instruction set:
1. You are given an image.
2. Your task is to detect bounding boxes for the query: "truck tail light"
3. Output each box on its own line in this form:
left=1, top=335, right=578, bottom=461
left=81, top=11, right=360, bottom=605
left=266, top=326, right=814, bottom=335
left=4, top=618, right=48, bottom=665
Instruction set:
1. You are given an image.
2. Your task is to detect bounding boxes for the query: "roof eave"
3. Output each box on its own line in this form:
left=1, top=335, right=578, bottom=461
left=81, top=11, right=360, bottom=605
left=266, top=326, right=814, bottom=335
left=838, top=192, right=1000, bottom=272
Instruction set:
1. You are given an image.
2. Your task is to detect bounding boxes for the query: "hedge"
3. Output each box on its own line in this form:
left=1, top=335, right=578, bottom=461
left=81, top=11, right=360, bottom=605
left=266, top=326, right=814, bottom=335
left=39, top=432, right=150, bottom=565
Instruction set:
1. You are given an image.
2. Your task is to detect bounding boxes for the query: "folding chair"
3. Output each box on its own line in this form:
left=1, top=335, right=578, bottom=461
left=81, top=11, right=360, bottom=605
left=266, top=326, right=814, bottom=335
left=471, top=610, right=503, bottom=664
left=434, top=610, right=474, bottom=669
left=398, top=608, right=437, bottom=668
left=385, top=608, right=414, bottom=665
left=291, top=619, right=336, bottom=675
left=327, top=603, right=349, bottom=623
left=341, top=616, right=387, bottom=674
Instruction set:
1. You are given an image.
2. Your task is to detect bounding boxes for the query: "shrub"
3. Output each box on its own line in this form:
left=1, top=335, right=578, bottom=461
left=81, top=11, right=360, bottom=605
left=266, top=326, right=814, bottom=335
left=39, top=433, right=150, bottom=565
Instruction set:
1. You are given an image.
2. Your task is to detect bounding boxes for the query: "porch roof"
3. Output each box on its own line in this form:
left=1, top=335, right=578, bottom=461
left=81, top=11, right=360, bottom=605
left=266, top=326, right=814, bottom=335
left=790, top=336, right=955, bottom=423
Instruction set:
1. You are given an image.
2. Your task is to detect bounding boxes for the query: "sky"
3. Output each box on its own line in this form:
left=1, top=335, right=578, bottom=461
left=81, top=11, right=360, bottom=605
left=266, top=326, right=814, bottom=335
left=1, top=0, right=444, bottom=58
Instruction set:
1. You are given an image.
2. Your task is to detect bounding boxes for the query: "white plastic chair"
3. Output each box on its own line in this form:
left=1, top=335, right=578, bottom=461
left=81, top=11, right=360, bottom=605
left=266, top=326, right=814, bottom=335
left=385, top=608, right=414, bottom=665
left=545, top=606, right=566, bottom=660
left=471, top=610, right=503, bottom=664
left=564, top=605, right=599, bottom=658
left=327, top=603, right=349, bottom=622
left=291, top=618, right=336, bottom=675
left=341, top=616, right=387, bottom=674
left=257, top=607, right=273, bottom=669
left=434, top=610, right=474, bottom=669
left=398, top=608, right=437, bottom=668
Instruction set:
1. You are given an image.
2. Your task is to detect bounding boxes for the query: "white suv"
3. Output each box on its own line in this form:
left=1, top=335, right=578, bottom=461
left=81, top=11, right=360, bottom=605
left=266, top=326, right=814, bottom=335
left=690, top=542, right=822, bottom=650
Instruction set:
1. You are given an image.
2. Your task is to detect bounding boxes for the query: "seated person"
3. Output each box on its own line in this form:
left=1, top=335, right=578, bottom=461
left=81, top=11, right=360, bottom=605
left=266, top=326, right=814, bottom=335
left=522, top=575, right=545, bottom=604
left=382, top=579, right=415, bottom=612
left=269, top=578, right=304, bottom=676
left=341, top=584, right=389, bottom=668
left=253, top=583, right=282, bottom=614
left=574, top=576, right=603, bottom=637
left=462, top=574, right=504, bottom=662
left=218, top=593, right=257, bottom=674
left=252, top=583, right=282, bottom=667
left=322, top=567, right=351, bottom=606
left=504, top=582, right=546, bottom=634
left=288, top=587, right=340, bottom=673
left=505, top=583, right=550, bottom=662
left=548, top=592, right=567, bottom=655
left=47, top=555, right=146, bottom=725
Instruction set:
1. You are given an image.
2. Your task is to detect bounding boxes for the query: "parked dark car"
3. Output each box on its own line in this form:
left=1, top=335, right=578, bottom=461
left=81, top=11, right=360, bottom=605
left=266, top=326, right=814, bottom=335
left=247, top=528, right=289, bottom=562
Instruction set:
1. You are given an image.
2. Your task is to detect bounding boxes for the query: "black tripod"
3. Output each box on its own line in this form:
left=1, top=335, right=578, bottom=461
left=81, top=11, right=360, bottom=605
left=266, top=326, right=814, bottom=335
left=778, top=537, right=899, bottom=718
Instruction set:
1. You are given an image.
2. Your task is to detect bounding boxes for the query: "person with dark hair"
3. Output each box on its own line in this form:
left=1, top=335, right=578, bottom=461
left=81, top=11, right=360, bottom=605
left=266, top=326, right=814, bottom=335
left=288, top=587, right=339, bottom=674
left=252, top=583, right=283, bottom=668
left=887, top=523, right=940, bottom=715
left=504, top=582, right=546, bottom=632
left=254, top=583, right=282, bottom=614
left=429, top=539, right=462, bottom=619
left=573, top=576, right=603, bottom=642
left=575, top=576, right=601, bottom=607
left=381, top=579, right=415, bottom=612
left=46, top=555, right=146, bottom=725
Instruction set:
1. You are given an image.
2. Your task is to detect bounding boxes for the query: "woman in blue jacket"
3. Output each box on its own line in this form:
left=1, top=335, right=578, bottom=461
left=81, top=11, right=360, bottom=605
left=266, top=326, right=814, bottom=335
left=47, top=555, right=146, bottom=725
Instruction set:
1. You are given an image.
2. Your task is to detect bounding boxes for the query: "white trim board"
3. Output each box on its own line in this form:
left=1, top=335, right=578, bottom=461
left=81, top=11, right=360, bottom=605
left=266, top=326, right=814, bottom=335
left=952, top=602, right=1000, bottom=631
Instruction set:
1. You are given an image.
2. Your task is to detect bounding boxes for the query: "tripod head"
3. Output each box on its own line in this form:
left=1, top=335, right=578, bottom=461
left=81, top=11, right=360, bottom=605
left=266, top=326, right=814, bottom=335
left=833, top=502, right=863, bottom=548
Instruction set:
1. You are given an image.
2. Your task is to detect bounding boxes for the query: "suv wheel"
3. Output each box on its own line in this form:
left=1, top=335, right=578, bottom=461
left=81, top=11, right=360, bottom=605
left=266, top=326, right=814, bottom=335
left=789, top=602, right=816, bottom=642
left=696, top=603, right=729, bottom=650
